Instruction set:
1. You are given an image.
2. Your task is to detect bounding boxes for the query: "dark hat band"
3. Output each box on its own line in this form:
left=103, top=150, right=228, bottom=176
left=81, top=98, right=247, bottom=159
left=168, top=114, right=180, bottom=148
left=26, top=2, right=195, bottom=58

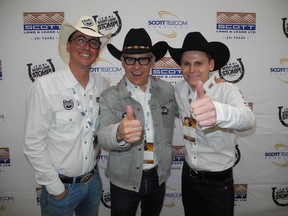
left=123, top=45, right=151, bottom=50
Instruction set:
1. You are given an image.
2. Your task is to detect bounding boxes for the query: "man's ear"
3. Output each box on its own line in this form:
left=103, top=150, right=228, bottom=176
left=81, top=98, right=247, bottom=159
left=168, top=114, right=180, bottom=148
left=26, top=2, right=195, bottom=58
left=209, top=59, right=215, bottom=72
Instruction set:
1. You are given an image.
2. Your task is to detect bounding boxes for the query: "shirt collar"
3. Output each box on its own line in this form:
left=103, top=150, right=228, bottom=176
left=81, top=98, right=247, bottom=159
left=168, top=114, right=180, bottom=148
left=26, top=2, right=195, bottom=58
left=125, top=76, right=151, bottom=94
left=64, top=67, right=94, bottom=90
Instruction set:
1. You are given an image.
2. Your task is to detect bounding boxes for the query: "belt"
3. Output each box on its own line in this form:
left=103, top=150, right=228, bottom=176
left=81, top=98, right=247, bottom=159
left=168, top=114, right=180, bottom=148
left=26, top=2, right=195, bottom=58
left=183, top=161, right=232, bottom=181
left=59, top=166, right=96, bottom=184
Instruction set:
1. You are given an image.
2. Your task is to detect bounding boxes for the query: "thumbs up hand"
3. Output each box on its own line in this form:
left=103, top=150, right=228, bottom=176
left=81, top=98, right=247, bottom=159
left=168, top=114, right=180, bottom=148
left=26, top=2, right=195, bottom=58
left=116, top=105, right=143, bottom=143
left=190, top=81, right=216, bottom=127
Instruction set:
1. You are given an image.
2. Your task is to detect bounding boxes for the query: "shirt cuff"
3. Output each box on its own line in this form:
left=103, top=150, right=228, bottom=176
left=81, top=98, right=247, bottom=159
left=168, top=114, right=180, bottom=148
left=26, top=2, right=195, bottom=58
left=45, top=178, right=65, bottom=196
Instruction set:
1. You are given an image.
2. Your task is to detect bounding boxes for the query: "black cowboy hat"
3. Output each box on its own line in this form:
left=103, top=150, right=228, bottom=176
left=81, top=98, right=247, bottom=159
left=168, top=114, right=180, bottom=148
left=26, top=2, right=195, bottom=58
left=169, top=32, right=230, bottom=71
left=107, top=28, right=168, bottom=62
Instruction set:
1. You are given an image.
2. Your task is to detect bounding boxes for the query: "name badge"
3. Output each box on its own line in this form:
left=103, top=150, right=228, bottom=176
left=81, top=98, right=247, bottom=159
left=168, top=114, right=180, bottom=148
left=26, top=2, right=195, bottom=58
left=182, top=117, right=196, bottom=142
left=144, top=143, right=154, bottom=165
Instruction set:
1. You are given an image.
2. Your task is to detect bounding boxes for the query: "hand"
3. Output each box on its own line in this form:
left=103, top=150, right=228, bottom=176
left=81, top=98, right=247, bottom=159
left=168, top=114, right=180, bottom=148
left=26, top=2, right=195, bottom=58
left=52, top=188, right=67, bottom=199
left=117, top=105, right=143, bottom=143
left=190, top=81, right=216, bottom=127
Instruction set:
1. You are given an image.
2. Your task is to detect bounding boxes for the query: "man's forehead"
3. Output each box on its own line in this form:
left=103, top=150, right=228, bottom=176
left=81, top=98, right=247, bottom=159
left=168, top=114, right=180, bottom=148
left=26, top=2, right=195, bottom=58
left=73, top=31, right=99, bottom=39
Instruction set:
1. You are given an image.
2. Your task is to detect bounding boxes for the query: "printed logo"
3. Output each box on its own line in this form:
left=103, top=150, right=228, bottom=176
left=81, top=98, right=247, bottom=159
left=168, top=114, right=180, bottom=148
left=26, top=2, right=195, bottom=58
left=219, top=58, right=245, bottom=83
left=93, top=11, right=122, bottom=38
left=152, top=57, right=183, bottom=85
left=270, top=58, right=288, bottom=84
left=265, top=144, right=288, bottom=167
left=27, top=59, right=55, bottom=82
left=23, top=12, right=64, bottom=40
left=161, top=106, right=169, bottom=116
left=91, top=58, right=123, bottom=74
left=278, top=106, right=288, bottom=127
left=0, top=205, right=6, bottom=213
left=234, top=184, right=248, bottom=205
left=63, top=99, right=74, bottom=110
left=172, top=146, right=185, bottom=163
left=0, top=148, right=10, bottom=166
left=81, top=18, right=94, bottom=27
left=282, top=17, right=288, bottom=38
left=216, top=12, right=256, bottom=40
left=272, top=187, right=288, bottom=206
left=0, top=60, right=2, bottom=80
left=164, top=191, right=181, bottom=208
left=0, top=114, right=4, bottom=122
left=101, top=189, right=111, bottom=209
left=36, top=187, right=41, bottom=205
left=0, top=192, right=14, bottom=203
left=148, top=11, right=188, bottom=38
left=234, top=145, right=241, bottom=167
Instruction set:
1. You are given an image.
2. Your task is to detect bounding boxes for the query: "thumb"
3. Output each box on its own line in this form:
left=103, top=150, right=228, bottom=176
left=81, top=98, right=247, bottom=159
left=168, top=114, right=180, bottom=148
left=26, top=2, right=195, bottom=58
left=126, top=105, right=135, bottom=120
left=196, top=81, right=205, bottom=99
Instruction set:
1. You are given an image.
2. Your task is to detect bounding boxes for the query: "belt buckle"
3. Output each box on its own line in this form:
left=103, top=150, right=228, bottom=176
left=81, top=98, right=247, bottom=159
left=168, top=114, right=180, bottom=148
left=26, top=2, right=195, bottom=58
left=80, top=173, right=93, bottom=184
left=189, top=169, right=198, bottom=178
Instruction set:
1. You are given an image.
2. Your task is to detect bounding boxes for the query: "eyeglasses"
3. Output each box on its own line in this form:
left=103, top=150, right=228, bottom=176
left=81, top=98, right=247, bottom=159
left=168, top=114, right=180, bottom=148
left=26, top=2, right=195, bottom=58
left=69, top=35, right=101, bottom=49
left=122, top=56, right=153, bottom=66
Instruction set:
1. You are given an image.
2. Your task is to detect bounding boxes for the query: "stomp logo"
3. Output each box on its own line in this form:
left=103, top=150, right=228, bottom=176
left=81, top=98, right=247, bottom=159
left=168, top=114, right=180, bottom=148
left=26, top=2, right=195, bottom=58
left=272, top=187, right=288, bottom=206
left=219, top=58, right=245, bottom=83
left=0, top=60, right=2, bottom=80
left=93, top=11, right=122, bottom=38
left=282, top=17, right=288, bottom=38
left=101, top=189, right=111, bottom=209
left=27, top=59, right=55, bottom=82
left=278, top=106, right=288, bottom=127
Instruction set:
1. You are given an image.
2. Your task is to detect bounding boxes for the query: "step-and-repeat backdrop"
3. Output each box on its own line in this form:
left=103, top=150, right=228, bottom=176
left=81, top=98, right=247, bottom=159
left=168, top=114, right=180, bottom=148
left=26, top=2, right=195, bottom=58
left=0, top=0, right=288, bottom=215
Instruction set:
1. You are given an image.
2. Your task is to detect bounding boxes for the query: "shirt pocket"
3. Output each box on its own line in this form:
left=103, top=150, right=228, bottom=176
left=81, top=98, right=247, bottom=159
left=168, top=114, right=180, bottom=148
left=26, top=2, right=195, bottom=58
left=159, top=99, right=177, bottom=128
left=55, top=111, right=79, bottom=134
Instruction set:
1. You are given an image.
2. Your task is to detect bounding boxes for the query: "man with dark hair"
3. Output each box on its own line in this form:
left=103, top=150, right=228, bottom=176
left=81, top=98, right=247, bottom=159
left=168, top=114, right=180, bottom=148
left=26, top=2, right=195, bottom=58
left=24, top=15, right=110, bottom=216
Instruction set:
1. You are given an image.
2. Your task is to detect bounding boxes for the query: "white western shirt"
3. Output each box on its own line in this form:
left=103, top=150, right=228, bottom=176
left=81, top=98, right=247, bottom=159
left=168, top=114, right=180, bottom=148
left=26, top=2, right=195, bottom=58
left=24, top=67, right=109, bottom=195
left=125, top=77, right=157, bottom=170
left=175, top=74, right=255, bottom=172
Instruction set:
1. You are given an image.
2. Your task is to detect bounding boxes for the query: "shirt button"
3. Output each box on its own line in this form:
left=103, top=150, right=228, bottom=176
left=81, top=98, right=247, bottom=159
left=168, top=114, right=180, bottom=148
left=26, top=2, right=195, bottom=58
left=84, top=94, right=86, bottom=97
left=137, top=108, right=141, bottom=111
left=85, top=157, right=88, bottom=160
left=136, top=167, right=140, bottom=170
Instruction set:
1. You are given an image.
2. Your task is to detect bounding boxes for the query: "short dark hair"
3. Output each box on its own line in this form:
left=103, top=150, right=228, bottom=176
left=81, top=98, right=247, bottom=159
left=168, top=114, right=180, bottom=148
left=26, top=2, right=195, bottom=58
left=68, top=31, right=77, bottom=42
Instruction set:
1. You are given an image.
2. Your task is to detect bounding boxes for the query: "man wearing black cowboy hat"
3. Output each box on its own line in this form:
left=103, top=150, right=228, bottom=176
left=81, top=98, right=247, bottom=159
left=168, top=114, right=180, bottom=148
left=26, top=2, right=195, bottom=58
left=169, top=32, right=255, bottom=216
left=24, top=15, right=110, bottom=216
left=98, top=28, right=177, bottom=216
